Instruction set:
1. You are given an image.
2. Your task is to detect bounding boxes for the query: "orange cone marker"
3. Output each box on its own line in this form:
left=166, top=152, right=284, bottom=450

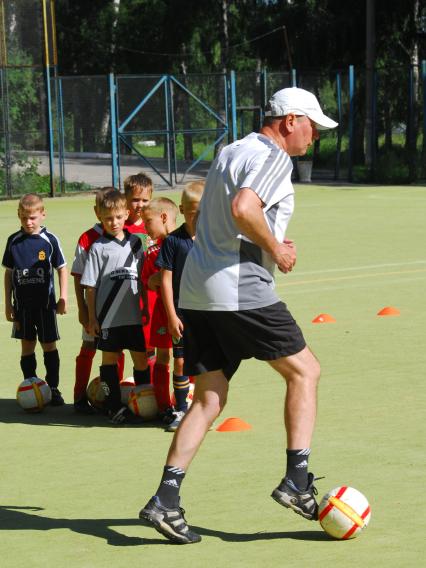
left=377, top=306, right=400, bottom=316
left=312, top=313, right=336, bottom=324
left=216, top=417, right=252, bottom=432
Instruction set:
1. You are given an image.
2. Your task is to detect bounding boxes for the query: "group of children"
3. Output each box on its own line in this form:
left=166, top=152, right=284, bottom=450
left=2, top=173, right=204, bottom=430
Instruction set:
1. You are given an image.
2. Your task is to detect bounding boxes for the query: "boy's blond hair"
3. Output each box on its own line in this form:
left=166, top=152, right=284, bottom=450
left=95, top=186, right=116, bottom=210
left=181, top=180, right=205, bottom=206
left=18, top=193, right=44, bottom=212
left=98, top=191, right=127, bottom=214
left=144, top=197, right=178, bottom=222
left=123, top=172, right=153, bottom=198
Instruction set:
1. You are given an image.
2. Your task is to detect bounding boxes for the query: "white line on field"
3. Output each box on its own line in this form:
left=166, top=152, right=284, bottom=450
left=287, top=260, right=426, bottom=277
left=276, top=267, right=426, bottom=288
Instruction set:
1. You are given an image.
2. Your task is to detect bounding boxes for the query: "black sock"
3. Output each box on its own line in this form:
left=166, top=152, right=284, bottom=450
left=155, top=465, right=186, bottom=509
left=173, top=374, right=189, bottom=412
left=286, top=448, right=311, bottom=490
left=100, top=364, right=121, bottom=412
left=43, top=349, right=60, bottom=388
left=20, top=353, right=37, bottom=379
left=134, top=367, right=150, bottom=385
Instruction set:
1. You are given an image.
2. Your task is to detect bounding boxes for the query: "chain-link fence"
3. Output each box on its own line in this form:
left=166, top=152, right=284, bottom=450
left=1, top=65, right=426, bottom=197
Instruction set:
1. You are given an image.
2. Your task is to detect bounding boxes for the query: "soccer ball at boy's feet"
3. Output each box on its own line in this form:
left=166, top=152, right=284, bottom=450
left=16, top=378, right=51, bottom=412
left=127, top=384, right=158, bottom=420
left=120, top=377, right=136, bottom=404
left=318, top=486, right=371, bottom=539
left=86, top=376, right=106, bottom=410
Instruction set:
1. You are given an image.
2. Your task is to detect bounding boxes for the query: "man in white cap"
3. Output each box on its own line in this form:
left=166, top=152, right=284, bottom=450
left=139, top=87, right=338, bottom=544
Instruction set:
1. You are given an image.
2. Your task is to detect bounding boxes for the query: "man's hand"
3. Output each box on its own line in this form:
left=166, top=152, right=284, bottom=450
left=271, top=241, right=297, bottom=273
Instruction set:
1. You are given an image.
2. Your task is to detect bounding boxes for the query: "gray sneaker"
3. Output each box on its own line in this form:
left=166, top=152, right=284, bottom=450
left=271, top=473, right=319, bottom=520
left=166, top=410, right=186, bottom=432
left=139, top=496, right=201, bottom=544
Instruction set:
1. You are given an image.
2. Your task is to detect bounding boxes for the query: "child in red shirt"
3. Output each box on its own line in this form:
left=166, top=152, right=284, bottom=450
left=123, top=172, right=157, bottom=378
left=141, top=197, right=179, bottom=419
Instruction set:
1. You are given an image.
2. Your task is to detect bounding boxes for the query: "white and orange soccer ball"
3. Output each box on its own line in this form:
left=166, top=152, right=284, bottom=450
left=120, top=377, right=136, bottom=405
left=86, top=376, right=106, bottom=409
left=127, top=384, right=158, bottom=420
left=16, top=377, right=51, bottom=412
left=170, top=382, right=195, bottom=408
left=318, top=486, right=371, bottom=540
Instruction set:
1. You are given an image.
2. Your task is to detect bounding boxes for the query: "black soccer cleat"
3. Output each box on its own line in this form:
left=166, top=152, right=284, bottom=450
left=50, top=387, right=65, bottom=406
left=139, top=496, right=201, bottom=544
left=271, top=472, right=320, bottom=520
left=74, top=396, right=96, bottom=414
left=108, top=406, right=142, bottom=425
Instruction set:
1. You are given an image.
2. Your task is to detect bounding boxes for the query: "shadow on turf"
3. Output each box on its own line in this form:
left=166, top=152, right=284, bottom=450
left=0, top=399, right=165, bottom=429
left=192, top=525, right=331, bottom=542
left=0, top=506, right=330, bottom=546
left=0, top=506, right=167, bottom=546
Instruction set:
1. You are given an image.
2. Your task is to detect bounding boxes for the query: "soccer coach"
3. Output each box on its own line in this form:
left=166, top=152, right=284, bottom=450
left=140, top=87, right=338, bottom=544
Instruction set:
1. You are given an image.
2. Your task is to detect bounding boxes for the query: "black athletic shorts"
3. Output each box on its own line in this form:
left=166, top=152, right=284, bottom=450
left=97, top=325, right=146, bottom=352
left=12, top=307, right=60, bottom=343
left=182, top=301, right=306, bottom=380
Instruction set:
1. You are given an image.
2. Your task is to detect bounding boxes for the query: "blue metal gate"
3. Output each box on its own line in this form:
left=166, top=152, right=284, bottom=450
left=111, top=73, right=234, bottom=188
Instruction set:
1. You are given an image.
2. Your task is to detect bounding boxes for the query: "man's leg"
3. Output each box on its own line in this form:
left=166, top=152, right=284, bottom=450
left=268, top=345, right=321, bottom=520
left=139, top=370, right=228, bottom=544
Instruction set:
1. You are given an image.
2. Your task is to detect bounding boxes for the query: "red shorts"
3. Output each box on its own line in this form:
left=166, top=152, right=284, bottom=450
left=143, top=289, right=157, bottom=348
left=149, top=298, right=172, bottom=348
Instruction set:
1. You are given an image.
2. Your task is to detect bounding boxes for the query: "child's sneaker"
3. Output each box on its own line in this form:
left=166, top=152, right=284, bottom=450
left=74, top=396, right=95, bottom=414
left=109, top=406, right=142, bottom=425
left=158, top=406, right=176, bottom=425
left=271, top=472, right=319, bottom=520
left=165, top=410, right=185, bottom=432
left=139, top=496, right=201, bottom=544
left=50, top=387, right=65, bottom=406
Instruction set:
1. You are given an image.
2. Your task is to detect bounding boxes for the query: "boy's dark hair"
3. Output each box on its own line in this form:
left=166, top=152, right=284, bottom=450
left=98, top=191, right=127, bottom=213
left=123, top=172, right=153, bottom=198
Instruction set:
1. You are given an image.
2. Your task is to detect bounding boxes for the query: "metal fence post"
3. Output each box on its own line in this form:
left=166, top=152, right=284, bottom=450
left=44, top=65, right=55, bottom=197
left=55, top=74, right=65, bottom=193
left=109, top=73, right=119, bottom=189
left=422, top=60, right=426, bottom=177
left=0, top=65, right=12, bottom=197
left=348, top=65, right=355, bottom=182
left=291, top=68, right=297, bottom=87
left=229, top=70, right=237, bottom=143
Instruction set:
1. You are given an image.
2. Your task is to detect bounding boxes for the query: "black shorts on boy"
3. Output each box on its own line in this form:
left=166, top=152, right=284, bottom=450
left=97, top=324, right=146, bottom=353
left=12, top=307, right=60, bottom=343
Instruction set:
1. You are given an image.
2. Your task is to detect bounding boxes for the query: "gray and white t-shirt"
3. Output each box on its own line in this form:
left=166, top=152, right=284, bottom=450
left=81, top=231, right=143, bottom=329
left=179, top=132, right=294, bottom=311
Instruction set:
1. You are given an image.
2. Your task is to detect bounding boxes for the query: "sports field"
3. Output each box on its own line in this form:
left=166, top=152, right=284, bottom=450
left=0, top=184, right=425, bottom=567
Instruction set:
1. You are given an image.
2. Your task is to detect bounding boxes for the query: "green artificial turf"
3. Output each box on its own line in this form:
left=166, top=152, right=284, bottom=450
left=0, top=185, right=425, bottom=567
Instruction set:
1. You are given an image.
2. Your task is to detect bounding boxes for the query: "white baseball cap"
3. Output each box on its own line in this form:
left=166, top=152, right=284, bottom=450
left=265, top=87, right=338, bottom=130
